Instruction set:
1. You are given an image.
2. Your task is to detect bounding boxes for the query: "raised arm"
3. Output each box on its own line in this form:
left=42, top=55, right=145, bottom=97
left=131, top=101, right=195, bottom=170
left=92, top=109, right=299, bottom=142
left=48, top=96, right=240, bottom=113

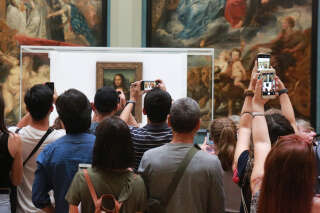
left=120, top=81, right=141, bottom=124
left=8, top=133, right=22, bottom=185
left=250, top=79, right=271, bottom=194
left=276, top=76, right=298, bottom=133
left=233, top=63, right=258, bottom=171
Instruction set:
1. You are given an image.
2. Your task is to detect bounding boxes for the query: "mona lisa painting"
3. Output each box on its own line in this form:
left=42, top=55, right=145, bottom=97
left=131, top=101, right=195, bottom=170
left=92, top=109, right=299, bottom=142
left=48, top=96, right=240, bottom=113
left=96, top=62, right=143, bottom=122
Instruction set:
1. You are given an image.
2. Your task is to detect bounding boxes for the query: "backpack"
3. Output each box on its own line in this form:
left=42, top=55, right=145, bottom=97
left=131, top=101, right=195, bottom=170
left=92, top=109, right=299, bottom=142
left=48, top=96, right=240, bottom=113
left=83, top=169, right=122, bottom=213
left=313, top=137, right=320, bottom=194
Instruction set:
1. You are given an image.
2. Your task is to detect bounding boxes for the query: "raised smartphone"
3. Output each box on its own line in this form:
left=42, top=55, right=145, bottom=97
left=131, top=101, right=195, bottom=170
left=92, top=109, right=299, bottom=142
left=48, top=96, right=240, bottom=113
left=261, top=69, right=276, bottom=99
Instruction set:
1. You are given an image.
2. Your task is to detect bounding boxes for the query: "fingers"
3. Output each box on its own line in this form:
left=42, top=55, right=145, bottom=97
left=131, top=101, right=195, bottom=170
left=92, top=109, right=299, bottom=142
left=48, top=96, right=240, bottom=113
left=255, top=79, right=263, bottom=98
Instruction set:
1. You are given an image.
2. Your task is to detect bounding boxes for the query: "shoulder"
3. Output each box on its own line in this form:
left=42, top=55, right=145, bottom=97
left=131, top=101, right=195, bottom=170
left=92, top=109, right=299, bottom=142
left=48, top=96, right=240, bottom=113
left=194, top=150, right=222, bottom=169
left=129, top=173, right=146, bottom=189
left=50, top=129, right=66, bottom=139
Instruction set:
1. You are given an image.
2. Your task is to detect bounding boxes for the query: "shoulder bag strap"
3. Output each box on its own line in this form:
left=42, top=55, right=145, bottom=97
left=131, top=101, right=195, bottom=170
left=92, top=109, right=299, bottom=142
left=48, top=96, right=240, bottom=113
left=83, top=169, right=99, bottom=207
left=161, top=145, right=200, bottom=207
left=241, top=188, right=249, bottom=213
left=23, top=127, right=54, bottom=166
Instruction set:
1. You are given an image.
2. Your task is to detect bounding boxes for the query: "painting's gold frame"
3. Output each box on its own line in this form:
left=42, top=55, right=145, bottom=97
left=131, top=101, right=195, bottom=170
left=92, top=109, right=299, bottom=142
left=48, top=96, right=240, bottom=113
left=96, top=62, right=143, bottom=122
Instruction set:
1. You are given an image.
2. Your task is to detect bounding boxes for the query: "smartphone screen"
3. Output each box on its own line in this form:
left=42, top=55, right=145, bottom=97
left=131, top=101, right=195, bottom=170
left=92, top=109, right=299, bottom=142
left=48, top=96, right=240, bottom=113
left=261, top=72, right=276, bottom=97
left=257, top=54, right=271, bottom=71
left=141, top=81, right=157, bottom=91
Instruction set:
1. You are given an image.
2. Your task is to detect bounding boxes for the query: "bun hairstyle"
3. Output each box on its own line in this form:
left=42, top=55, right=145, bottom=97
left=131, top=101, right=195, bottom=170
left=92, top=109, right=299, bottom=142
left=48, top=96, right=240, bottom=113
left=210, top=117, right=237, bottom=171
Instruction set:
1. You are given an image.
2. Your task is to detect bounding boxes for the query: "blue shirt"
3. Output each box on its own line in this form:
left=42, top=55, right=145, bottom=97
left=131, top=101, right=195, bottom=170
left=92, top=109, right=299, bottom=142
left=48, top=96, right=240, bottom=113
left=89, top=122, right=99, bottom=135
left=32, top=133, right=95, bottom=213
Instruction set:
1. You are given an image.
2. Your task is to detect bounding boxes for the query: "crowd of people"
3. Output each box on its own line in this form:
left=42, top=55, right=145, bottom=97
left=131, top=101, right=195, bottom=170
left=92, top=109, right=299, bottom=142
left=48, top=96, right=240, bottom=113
left=0, top=63, right=320, bottom=213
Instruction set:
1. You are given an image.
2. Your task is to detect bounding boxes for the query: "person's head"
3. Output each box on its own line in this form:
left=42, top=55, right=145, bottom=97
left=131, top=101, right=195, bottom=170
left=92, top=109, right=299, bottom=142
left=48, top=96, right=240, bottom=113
left=56, top=89, right=91, bottom=134
left=94, top=86, right=119, bottom=116
left=143, top=88, right=172, bottom=123
left=169, top=97, right=200, bottom=134
left=24, top=84, right=53, bottom=122
left=92, top=116, right=134, bottom=170
left=210, top=117, right=237, bottom=171
left=231, top=48, right=241, bottom=61
left=113, top=74, right=124, bottom=88
left=296, top=118, right=315, bottom=134
left=282, top=16, right=295, bottom=30
left=258, top=134, right=316, bottom=213
left=265, top=113, right=295, bottom=145
left=0, top=93, right=8, bottom=133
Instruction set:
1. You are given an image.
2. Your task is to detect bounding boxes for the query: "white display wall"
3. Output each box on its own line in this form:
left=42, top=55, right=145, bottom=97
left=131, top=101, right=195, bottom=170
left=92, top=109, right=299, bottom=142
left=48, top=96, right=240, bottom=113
left=21, top=47, right=214, bottom=125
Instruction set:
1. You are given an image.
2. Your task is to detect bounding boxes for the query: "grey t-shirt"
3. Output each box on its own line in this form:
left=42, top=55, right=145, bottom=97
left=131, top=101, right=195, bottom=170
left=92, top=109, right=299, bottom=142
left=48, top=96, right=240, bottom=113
left=138, top=142, right=225, bottom=213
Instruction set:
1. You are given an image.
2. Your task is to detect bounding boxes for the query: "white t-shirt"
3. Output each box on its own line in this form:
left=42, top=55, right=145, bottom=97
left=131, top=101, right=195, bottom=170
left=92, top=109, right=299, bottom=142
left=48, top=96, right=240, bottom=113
left=9, top=126, right=65, bottom=213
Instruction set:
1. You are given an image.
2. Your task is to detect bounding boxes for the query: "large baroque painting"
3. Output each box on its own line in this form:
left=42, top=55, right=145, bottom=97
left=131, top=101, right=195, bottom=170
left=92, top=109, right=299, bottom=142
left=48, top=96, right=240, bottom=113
left=0, top=0, right=107, bottom=125
left=148, top=0, right=313, bottom=119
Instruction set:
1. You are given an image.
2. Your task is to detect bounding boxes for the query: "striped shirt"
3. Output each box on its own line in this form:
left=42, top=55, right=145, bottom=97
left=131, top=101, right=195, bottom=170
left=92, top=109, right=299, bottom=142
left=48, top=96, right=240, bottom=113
left=130, top=123, right=172, bottom=171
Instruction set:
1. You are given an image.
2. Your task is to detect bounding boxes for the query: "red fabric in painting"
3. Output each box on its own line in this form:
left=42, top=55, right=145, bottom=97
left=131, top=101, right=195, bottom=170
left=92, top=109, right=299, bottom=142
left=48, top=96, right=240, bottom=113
left=224, top=0, right=246, bottom=28
left=14, top=34, right=79, bottom=46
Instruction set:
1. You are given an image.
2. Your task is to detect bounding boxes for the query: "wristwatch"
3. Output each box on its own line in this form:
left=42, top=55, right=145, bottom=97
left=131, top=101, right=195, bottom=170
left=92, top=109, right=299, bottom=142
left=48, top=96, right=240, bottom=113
left=278, top=88, right=288, bottom=96
left=251, top=112, right=265, bottom=118
left=243, top=89, right=254, bottom=97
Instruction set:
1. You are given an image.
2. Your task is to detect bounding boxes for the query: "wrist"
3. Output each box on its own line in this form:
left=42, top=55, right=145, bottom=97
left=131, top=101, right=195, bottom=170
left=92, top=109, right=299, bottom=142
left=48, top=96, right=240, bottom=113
left=252, top=104, right=264, bottom=113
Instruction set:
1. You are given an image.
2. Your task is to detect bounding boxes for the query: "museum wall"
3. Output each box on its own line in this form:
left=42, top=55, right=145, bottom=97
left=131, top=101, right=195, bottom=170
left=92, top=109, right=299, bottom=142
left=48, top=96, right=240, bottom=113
left=109, top=0, right=143, bottom=47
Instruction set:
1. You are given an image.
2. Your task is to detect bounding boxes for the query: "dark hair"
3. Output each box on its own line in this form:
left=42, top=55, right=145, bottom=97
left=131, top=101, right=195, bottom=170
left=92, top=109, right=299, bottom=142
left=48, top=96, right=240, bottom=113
left=113, top=74, right=125, bottom=88
left=144, top=88, right=172, bottom=123
left=92, top=116, right=135, bottom=170
left=56, top=89, right=91, bottom=134
left=0, top=93, right=9, bottom=133
left=258, top=134, right=316, bottom=213
left=210, top=117, right=237, bottom=171
left=94, top=86, right=118, bottom=115
left=24, top=84, right=53, bottom=121
left=169, top=98, right=200, bottom=133
left=265, top=113, right=295, bottom=145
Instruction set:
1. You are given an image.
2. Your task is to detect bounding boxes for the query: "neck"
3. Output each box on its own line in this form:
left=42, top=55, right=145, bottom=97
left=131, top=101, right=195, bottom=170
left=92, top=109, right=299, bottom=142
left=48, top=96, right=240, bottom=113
left=96, top=112, right=112, bottom=122
left=171, top=132, right=195, bottom=144
left=30, top=117, right=49, bottom=131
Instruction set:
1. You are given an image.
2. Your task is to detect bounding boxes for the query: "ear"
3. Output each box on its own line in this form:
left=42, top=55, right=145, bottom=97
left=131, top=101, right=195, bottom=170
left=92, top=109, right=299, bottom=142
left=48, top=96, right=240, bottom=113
left=143, top=108, right=147, bottom=115
left=49, top=105, right=54, bottom=112
left=194, top=119, right=201, bottom=132
left=167, top=115, right=172, bottom=127
left=91, top=103, right=96, bottom=112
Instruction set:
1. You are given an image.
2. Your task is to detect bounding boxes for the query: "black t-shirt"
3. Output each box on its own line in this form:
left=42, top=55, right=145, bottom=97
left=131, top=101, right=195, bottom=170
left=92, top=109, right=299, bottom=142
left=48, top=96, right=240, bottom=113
left=0, top=132, right=13, bottom=188
left=237, top=150, right=252, bottom=213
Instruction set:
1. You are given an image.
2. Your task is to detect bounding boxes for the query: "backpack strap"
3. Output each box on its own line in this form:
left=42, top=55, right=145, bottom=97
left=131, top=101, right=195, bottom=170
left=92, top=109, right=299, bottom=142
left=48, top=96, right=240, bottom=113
left=23, top=127, right=54, bottom=166
left=83, top=169, right=99, bottom=205
left=161, top=144, right=200, bottom=207
left=83, top=169, right=123, bottom=213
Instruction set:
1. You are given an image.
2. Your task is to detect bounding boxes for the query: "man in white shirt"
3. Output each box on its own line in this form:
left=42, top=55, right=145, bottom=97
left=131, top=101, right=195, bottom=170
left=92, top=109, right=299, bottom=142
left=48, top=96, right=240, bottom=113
left=9, top=84, right=65, bottom=213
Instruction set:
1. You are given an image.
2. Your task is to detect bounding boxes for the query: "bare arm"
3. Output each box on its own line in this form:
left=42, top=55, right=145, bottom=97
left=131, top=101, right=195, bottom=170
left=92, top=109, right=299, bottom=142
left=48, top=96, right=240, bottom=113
left=17, top=113, right=32, bottom=128
left=7, top=133, right=23, bottom=185
left=233, top=64, right=258, bottom=171
left=42, top=205, right=55, bottom=213
left=250, top=79, right=271, bottom=194
left=120, top=81, right=141, bottom=124
left=276, top=77, right=298, bottom=133
left=47, top=7, right=67, bottom=18
left=69, top=205, right=78, bottom=213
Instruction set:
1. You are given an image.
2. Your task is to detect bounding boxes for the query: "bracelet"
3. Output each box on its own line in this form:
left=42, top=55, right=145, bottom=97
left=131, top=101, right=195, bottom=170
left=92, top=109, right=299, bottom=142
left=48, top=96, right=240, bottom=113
left=243, top=89, right=254, bottom=98
left=251, top=112, right=265, bottom=118
left=278, top=88, right=288, bottom=96
left=126, top=100, right=136, bottom=106
left=240, top=111, right=252, bottom=117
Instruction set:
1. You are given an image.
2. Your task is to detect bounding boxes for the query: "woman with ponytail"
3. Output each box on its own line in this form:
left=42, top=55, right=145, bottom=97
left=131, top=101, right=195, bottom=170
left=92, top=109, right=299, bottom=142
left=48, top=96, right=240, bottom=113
left=209, top=117, right=241, bottom=213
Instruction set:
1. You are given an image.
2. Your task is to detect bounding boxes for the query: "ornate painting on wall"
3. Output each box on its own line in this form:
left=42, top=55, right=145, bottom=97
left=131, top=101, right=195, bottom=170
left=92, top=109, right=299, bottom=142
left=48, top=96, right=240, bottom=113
left=0, top=0, right=107, bottom=125
left=187, top=55, right=212, bottom=129
left=148, top=0, right=314, bottom=120
left=96, top=62, right=143, bottom=123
